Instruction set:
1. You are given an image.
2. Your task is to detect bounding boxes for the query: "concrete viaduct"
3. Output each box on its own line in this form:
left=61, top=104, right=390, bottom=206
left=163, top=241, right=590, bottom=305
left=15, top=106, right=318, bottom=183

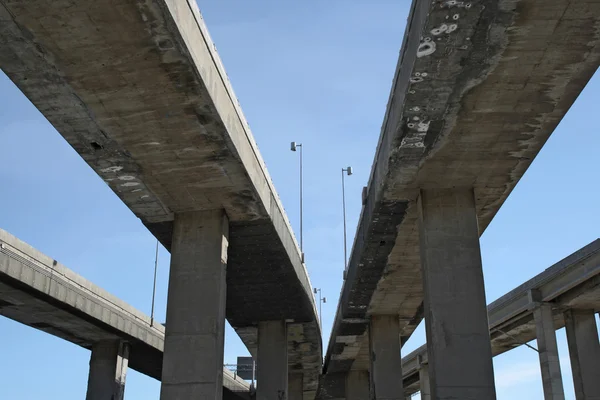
left=0, top=0, right=322, bottom=399
left=402, top=239, right=600, bottom=399
left=0, top=228, right=250, bottom=399
left=320, top=0, right=600, bottom=399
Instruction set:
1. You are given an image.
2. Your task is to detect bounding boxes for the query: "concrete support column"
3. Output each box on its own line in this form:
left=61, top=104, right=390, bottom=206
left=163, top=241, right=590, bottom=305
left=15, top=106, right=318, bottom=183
left=288, top=373, right=303, bottom=400
left=86, top=340, right=130, bottom=400
left=160, top=210, right=229, bottom=400
left=257, top=321, right=288, bottom=400
left=530, top=293, right=564, bottom=400
left=346, top=370, right=370, bottom=400
left=419, top=362, right=431, bottom=400
left=564, top=309, right=600, bottom=400
left=418, top=188, right=496, bottom=400
left=369, top=314, right=403, bottom=400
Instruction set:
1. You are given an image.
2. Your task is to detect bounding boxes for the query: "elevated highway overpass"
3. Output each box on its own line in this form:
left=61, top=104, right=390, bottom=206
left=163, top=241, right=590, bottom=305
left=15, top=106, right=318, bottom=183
left=402, top=239, right=600, bottom=398
left=0, top=1, right=321, bottom=398
left=320, top=0, right=600, bottom=398
left=0, top=228, right=250, bottom=399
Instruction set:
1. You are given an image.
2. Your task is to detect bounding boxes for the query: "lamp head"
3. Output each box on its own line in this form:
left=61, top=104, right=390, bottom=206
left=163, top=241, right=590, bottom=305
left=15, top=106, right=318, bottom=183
left=347, top=166, right=353, bottom=176
left=313, top=288, right=318, bottom=294
left=323, top=297, right=327, bottom=303
left=291, top=142, right=297, bottom=151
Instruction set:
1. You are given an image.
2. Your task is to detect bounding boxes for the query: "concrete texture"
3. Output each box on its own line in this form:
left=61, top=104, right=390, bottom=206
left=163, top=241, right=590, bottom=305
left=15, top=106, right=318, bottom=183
left=418, top=189, right=496, bottom=400
left=401, top=239, right=600, bottom=396
left=160, top=210, right=228, bottom=399
left=0, top=228, right=250, bottom=399
left=0, top=1, right=321, bottom=395
left=346, top=370, right=370, bottom=400
left=369, top=315, right=403, bottom=399
left=86, top=340, right=129, bottom=400
left=322, top=0, right=600, bottom=393
left=564, top=309, right=600, bottom=400
left=418, top=363, right=430, bottom=400
left=533, top=299, right=565, bottom=400
left=289, top=373, right=304, bottom=400
left=257, top=321, right=288, bottom=400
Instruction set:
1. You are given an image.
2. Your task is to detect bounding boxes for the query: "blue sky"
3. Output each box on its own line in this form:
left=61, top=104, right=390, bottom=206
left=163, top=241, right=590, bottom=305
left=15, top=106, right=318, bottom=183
left=0, top=0, right=598, bottom=399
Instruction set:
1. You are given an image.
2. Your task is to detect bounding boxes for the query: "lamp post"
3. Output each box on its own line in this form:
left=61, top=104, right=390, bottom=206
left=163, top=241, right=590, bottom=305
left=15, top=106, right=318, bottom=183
left=290, top=142, right=304, bottom=261
left=313, top=287, right=326, bottom=329
left=341, top=167, right=352, bottom=274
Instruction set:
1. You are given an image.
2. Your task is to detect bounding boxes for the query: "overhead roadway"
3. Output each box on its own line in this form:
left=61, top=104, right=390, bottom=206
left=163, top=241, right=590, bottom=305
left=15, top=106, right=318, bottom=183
left=0, top=228, right=250, bottom=399
left=0, top=0, right=321, bottom=396
left=320, top=0, right=600, bottom=397
left=402, top=239, right=600, bottom=396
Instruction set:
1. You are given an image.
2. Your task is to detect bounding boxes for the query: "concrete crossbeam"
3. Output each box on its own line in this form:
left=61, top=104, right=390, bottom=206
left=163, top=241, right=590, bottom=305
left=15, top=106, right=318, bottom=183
left=369, top=315, right=403, bottom=399
left=565, top=309, right=600, bottom=400
left=86, top=340, right=130, bottom=400
left=257, top=321, right=288, bottom=400
left=418, top=188, right=496, bottom=400
left=160, top=210, right=229, bottom=400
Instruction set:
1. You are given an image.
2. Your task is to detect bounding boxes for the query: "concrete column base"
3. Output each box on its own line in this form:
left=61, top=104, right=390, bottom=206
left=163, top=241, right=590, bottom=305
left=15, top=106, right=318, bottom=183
left=160, top=210, right=229, bottom=400
left=369, top=315, right=403, bottom=399
left=418, top=188, right=496, bottom=400
left=565, top=309, right=600, bottom=400
left=86, top=340, right=130, bottom=400
left=346, top=370, right=370, bottom=400
left=257, top=320, right=288, bottom=400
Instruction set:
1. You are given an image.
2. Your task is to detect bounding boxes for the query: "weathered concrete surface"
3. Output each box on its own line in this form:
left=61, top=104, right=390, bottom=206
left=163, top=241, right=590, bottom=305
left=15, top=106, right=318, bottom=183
left=0, top=1, right=321, bottom=396
left=564, top=309, right=600, bottom=400
left=369, top=315, right=403, bottom=400
left=322, top=0, right=600, bottom=391
left=86, top=340, right=129, bottom=400
left=0, top=228, right=250, bottom=399
left=401, top=239, right=600, bottom=396
left=257, top=321, right=288, bottom=400
left=533, top=300, right=565, bottom=400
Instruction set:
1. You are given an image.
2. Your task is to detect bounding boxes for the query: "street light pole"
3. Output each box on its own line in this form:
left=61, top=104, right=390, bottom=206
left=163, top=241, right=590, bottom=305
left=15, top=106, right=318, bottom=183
left=291, top=142, right=304, bottom=261
left=313, top=288, right=326, bottom=329
left=341, top=167, right=352, bottom=273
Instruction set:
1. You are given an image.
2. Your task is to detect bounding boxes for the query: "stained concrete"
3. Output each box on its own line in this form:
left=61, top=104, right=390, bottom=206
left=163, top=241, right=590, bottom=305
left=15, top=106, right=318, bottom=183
left=0, top=1, right=321, bottom=395
left=533, top=300, right=565, bottom=400
left=160, top=210, right=228, bottom=399
left=0, top=228, right=250, bottom=399
left=369, top=315, right=403, bottom=400
left=564, top=309, right=600, bottom=400
left=257, top=321, right=288, bottom=400
left=401, top=239, right=600, bottom=397
left=86, top=340, right=129, bottom=400
left=346, top=370, right=370, bottom=400
left=323, top=0, right=600, bottom=393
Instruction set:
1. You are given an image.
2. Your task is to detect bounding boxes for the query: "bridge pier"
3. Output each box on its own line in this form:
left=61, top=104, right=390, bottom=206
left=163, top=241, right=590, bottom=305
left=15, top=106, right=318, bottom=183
left=346, top=370, right=370, bottom=400
left=530, top=293, right=565, bottom=400
left=418, top=361, right=431, bottom=400
left=160, top=210, right=229, bottom=400
left=257, top=320, right=288, bottom=400
left=369, top=315, right=403, bottom=399
left=288, top=372, right=303, bottom=400
left=417, top=188, right=496, bottom=400
left=564, top=309, right=600, bottom=399
left=86, top=340, right=130, bottom=400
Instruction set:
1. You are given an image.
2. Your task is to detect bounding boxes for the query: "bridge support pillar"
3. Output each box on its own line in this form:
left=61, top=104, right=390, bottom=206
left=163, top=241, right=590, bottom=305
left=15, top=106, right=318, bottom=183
left=369, top=314, right=403, bottom=399
left=86, top=340, right=130, bottom=400
left=565, top=309, right=600, bottom=400
left=346, top=370, right=370, bottom=400
left=530, top=292, right=565, bottom=400
left=418, top=361, right=431, bottom=400
left=160, top=210, right=229, bottom=400
left=288, top=372, right=303, bottom=400
left=418, top=188, right=496, bottom=400
left=257, top=320, right=288, bottom=400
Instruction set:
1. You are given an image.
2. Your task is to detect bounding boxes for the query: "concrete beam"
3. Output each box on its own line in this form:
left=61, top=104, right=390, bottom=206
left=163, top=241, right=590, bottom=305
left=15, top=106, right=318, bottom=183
left=369, top=315, right=403, bottom=399
left=530, top=293, right=565, bottom=400
left=564, top=309, right=600, bottom=400
left=86, top=340, right=130, bottom=400
left=346, top=370, right=370, bottom=400
left=160, top=210, right=229, bottom=400
left=257, top=321, right=288, bottom=400
left=418, top=188, right=496, bottom=400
